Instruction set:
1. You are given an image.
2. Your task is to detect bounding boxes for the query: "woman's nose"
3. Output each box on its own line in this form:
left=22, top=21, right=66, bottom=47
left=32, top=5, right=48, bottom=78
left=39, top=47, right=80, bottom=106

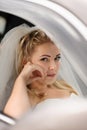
left=49, top=62, right=56, bottom=70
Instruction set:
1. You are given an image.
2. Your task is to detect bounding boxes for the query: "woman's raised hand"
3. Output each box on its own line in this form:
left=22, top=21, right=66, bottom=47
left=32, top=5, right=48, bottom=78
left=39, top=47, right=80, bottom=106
left=19, top=62, right=44, bottom=85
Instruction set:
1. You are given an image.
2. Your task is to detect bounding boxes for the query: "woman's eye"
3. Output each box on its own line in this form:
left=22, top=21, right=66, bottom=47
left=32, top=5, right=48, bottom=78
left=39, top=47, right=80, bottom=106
left=55, top=55, right=61, bottom=61
left=40, top=58, right=48, bottom=62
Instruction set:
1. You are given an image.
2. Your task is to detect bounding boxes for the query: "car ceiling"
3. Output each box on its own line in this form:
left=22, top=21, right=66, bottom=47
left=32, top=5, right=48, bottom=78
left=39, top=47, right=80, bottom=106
left=50, top=0, right=87, bottom=26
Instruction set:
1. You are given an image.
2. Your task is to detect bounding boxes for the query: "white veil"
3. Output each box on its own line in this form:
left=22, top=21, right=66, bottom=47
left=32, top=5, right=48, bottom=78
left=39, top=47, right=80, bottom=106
left=0, top=24, right=36, bottom=110
left=0, top=24, right=82, bottom=110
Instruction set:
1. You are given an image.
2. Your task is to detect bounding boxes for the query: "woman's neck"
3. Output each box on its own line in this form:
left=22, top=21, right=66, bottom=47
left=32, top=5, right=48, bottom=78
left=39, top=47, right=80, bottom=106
left=28, top=81, right=51, bottom=98
left=31, top=81, right=48, bottom=91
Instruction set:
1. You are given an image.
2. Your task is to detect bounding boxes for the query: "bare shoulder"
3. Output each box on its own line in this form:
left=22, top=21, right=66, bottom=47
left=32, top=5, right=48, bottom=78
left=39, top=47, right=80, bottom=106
left=61, top=89, right=71, bottom=98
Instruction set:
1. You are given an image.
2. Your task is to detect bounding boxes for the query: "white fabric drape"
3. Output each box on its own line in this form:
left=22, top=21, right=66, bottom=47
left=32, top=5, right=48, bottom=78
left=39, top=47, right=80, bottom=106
left=0, top=0, right=87, bottom=111
left=0, top=23, right=84, bottom=111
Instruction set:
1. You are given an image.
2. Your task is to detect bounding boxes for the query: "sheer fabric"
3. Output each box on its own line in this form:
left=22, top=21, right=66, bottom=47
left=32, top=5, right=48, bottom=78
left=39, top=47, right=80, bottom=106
left=0, top=24, right=84, bottom=110
left=0, top=24, right=31, bottom=110
left=11, top=97, right=87, bottom=130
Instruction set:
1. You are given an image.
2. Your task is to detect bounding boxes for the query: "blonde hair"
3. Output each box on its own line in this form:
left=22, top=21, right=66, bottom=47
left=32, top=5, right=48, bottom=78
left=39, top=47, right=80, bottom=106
left=54, top=80, right=78, bottom=95
left=16, top=29, right=52, bottom=74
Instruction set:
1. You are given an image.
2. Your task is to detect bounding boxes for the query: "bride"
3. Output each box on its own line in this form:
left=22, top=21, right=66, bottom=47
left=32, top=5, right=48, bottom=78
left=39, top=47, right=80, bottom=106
left=0, top=24, right=82, bottom=119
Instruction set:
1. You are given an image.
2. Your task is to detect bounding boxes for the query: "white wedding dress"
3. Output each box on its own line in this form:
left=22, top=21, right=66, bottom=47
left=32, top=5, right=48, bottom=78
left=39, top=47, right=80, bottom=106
left=0, top=24, right=83, bottom=111
left=0, top=24, right=87, bottom=130
left=11, top=95, right=87, bottom=130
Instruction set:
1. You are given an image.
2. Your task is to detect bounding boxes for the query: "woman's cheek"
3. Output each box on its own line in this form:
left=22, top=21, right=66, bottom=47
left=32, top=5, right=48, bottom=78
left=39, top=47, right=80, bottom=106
left=56, top=62, right=60, bottom=70
left=34, top=64, right=47, bottom=79
left=38, top=63, right=48, bottom=76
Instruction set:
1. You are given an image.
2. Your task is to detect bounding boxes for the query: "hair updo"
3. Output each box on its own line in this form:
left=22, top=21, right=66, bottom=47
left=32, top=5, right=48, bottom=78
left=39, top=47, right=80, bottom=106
left=16, top=29, right=53, bottom=74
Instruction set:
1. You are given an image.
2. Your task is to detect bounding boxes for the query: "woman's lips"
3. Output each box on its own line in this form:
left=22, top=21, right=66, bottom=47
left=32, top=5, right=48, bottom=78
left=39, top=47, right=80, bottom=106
left=47, top=74, right=56, bottom=77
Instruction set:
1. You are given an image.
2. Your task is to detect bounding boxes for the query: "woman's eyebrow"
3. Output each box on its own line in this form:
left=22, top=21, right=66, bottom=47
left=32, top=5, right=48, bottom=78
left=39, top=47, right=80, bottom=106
left=40, top=55, right=51, bottom=57
left=56, top=53, right=61, bottom=56
left=40, top=53, right=61, bottom=57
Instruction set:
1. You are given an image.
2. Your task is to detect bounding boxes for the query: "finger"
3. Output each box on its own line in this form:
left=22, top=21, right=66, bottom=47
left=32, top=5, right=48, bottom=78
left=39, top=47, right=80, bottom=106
left=30, top=76, right=43, bottom=83
left=30, top=66, right=44, bottom=78
left=26, top=61, right=32, bottom=65
left=32, top=70, right=43, bottom=77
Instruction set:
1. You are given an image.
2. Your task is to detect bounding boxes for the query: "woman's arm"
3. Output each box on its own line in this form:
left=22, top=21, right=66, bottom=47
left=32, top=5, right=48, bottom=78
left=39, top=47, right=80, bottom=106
left=4, top=62, right=44, bottom=119
left=4, top=76, right=31, bottom=119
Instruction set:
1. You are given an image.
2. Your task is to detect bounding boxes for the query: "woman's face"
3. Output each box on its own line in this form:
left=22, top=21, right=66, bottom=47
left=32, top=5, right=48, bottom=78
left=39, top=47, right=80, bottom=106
left=30, top=42, right=61, bottom=85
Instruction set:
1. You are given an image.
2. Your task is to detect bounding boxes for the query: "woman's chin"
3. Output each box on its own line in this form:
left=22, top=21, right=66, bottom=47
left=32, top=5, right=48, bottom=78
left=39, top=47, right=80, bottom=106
left=37, top=76, right=57, bottom=85
left=45, top=78, right=56, bottom=85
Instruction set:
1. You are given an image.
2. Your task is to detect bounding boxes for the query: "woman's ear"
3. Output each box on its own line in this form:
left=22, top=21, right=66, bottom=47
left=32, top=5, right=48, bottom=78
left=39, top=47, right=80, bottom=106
left=22, top=56, right=31, bottom=66
left=22, top=57, right=27, bottom=66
